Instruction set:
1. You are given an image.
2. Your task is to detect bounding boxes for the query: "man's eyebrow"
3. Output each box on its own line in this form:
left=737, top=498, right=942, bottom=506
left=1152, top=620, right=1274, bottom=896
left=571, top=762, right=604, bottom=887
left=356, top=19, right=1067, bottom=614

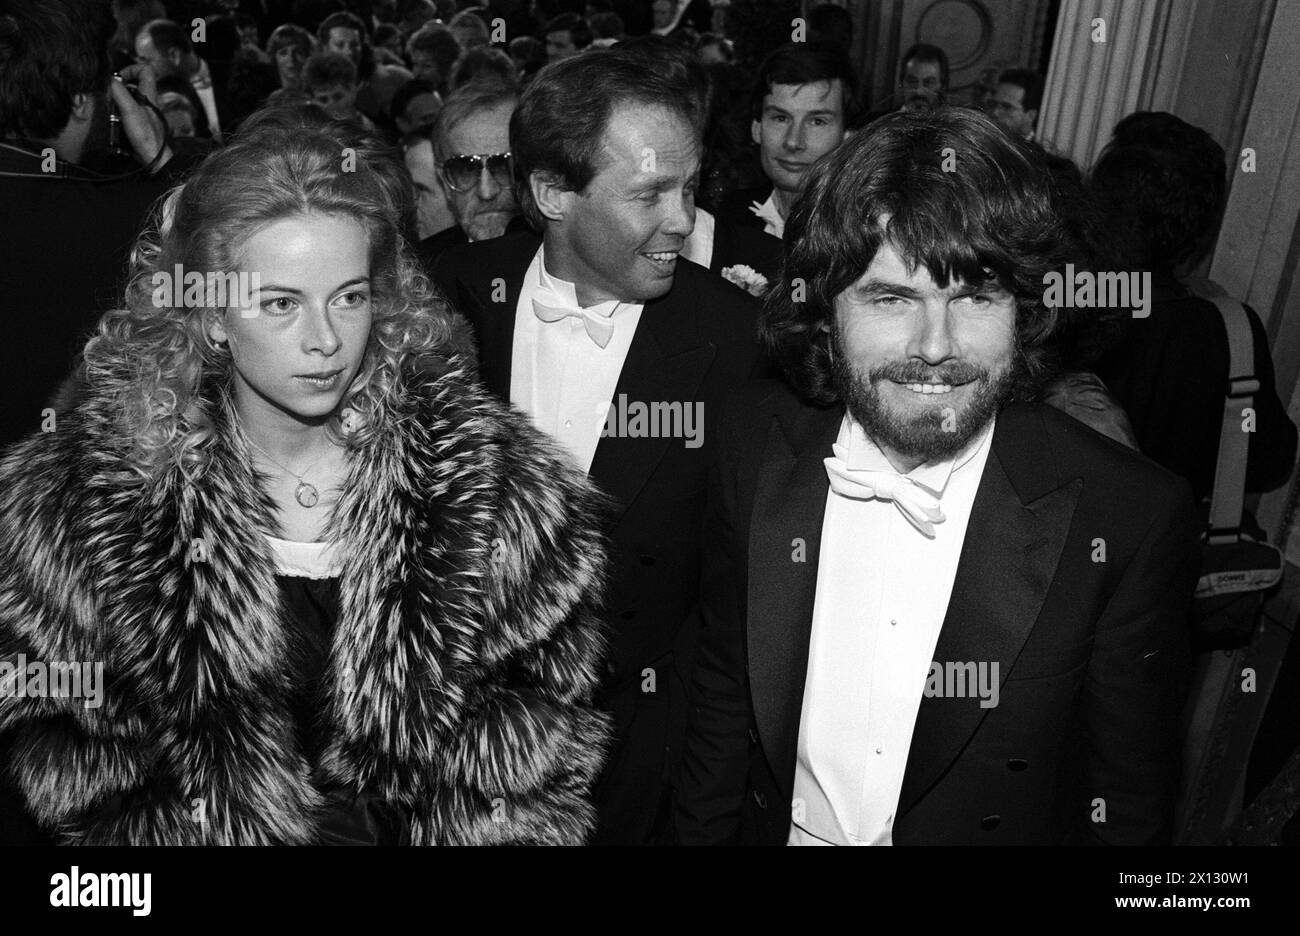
left=855, top=278, right=924, bottom=297
left=632, top=170, right=698, bottom=191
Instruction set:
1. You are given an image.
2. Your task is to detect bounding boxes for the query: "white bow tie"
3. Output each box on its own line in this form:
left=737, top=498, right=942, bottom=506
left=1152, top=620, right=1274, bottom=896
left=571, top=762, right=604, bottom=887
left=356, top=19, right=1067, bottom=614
left=532, top=285, right=617, bottom=348
left=824, top=442, right=947, bottom=538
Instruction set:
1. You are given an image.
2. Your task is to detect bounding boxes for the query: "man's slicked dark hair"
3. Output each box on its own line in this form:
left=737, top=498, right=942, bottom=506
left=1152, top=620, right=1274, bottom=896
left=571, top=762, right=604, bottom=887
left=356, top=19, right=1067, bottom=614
left=0, top=0, right=115, bottom=139
left=999, top=68, right=1044, bottom=113
left=765, top=108, right=1075, bottom=405
left=511, top=47, right=704, bottom=230
left=751, top=40, right=857, bottom=124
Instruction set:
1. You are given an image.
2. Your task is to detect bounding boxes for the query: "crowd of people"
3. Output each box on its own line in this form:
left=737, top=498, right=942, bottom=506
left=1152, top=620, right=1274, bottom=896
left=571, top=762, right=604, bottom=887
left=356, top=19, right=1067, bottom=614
left=0, top=0, right=1295, bottom=846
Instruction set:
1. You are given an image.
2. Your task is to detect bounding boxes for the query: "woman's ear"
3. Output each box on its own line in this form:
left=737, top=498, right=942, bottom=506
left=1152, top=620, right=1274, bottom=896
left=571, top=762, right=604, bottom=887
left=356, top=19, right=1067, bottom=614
left=207, top=309, right=229, bottom=347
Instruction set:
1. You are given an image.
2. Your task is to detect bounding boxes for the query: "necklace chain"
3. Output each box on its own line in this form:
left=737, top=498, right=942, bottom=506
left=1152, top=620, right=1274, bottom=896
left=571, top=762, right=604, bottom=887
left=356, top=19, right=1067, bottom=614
left=246, top=437, right=328, bottom=508
left=246, top=438, right=322, bottom=482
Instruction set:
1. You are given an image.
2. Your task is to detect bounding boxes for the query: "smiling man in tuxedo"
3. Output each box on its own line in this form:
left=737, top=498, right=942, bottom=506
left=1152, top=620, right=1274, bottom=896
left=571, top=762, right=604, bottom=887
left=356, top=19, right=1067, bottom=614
left=675, top=108, right=1200, bottom=846
left=433, top=48, right=762, bottom=844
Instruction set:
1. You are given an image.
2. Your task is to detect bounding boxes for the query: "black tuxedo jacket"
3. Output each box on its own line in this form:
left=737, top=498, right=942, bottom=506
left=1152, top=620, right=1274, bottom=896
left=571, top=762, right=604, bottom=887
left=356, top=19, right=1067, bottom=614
left=704, top=210, right=784, bottom=286
left=715, top=184, right=774, bottom=236
left=675, top=380, right=1200, bottom=845
left=416, top=217, right=533, bottom=279
left=433, top=230, right=763, bottom=843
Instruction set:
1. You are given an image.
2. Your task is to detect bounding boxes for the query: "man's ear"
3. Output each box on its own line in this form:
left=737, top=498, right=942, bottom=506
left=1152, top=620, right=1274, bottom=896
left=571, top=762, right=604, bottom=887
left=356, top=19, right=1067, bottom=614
left=69, top=93, right=95, bottom=123
left=1026, top=108, right=1039, bottom=128
left=168, top=48, right=184, bottom=71
left=530, top=171, right=571, bottom=223
left=751, top=119, right=761, bottom=146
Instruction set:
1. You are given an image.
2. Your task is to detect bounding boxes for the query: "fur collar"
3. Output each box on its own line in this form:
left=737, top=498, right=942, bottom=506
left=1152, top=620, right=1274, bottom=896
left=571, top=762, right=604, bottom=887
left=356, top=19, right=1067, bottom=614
left=0, top=358, right=611, bottom=844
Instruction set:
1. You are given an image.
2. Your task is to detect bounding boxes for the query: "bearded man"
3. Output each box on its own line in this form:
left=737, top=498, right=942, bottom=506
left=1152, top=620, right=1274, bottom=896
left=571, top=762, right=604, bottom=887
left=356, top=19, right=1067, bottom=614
left=674, top=108, right=1200, bottom=846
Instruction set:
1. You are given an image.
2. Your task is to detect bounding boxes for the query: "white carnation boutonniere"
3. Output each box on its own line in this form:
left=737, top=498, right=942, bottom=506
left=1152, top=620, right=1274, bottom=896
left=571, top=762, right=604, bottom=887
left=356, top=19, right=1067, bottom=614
left=721, top=264, right=769, bottom=297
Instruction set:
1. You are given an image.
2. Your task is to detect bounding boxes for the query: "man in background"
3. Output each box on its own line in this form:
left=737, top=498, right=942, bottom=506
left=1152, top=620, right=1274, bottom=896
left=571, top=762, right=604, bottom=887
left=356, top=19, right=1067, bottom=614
left=0, top=0, right=200, bottom=453
left=135, top=17, right=225, bottom=140
left=717, top=41, right=853, bottom=241
left=898, top=42, right=948, bottom=113
left=544, top=12, right=591, bottom=63
left=417, top=76, right=525, bottom=270
left=988, top=68, right=1044, bottom=142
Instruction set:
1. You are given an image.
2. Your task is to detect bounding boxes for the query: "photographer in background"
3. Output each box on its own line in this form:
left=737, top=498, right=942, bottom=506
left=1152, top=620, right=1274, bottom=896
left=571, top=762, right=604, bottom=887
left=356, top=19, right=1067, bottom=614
left=0, top=0, right=200, bottom=452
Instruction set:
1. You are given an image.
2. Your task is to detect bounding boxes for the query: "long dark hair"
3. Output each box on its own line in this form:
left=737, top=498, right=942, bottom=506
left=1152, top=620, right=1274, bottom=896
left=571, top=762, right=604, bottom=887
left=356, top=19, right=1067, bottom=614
left=764, top=107, right=1077, bottom=405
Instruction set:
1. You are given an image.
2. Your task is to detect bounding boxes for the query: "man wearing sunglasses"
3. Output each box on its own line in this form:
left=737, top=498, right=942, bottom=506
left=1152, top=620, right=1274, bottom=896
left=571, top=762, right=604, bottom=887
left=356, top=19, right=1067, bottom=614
left=417, top=76, right=526, bottom=271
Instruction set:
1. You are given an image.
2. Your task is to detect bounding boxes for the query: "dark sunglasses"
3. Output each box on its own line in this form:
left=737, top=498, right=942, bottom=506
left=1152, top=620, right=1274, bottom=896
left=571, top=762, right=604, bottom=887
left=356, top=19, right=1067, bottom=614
left=438, top=152, right=513, bottom=192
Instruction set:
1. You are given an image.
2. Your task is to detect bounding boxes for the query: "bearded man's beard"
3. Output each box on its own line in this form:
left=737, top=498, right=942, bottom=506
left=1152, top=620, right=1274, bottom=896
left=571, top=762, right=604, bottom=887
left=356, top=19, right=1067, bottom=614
left=830, top=324, right=1025, bottom=465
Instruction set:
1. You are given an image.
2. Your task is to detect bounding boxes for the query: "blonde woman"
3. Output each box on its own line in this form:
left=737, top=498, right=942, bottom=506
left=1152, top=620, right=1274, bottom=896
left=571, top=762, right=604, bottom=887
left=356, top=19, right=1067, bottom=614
left=0, top=113, right=611, bottom=845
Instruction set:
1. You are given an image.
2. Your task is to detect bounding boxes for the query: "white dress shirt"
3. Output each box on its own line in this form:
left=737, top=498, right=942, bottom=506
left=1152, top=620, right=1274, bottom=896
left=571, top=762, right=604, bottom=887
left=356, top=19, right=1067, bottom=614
left=788, top=413, right=996, bottom=846
left=509, top=246, right=644, bottom=472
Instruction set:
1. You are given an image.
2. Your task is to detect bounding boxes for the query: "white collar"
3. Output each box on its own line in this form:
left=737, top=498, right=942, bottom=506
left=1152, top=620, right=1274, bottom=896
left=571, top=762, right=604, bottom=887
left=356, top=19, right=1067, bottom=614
left=749, top=191, right=785, bottom=237
left=536, top=244, right=627, bottom=318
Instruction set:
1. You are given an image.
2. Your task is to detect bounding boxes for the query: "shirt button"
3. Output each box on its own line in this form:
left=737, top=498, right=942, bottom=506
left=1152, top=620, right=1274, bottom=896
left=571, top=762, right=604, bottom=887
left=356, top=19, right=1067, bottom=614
left=564, top=419, right=572, bottom=428
left=890, top=619, right=897, bottom=626
left=875, top=746, right=883, bottom=754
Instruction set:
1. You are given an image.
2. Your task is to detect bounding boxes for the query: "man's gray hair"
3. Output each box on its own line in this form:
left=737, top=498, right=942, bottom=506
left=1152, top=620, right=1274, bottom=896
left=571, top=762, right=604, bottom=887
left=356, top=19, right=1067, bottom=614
left=433, top=76, right=520, bottom=160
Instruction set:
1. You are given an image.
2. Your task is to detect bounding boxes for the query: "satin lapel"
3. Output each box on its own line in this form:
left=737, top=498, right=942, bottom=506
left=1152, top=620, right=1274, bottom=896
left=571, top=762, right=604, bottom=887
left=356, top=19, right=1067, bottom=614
left=586, top=295, right=714, bottom=518
left=897, top=406, right=1082, bottom=817
left=747, top=403, right=843, bottom=799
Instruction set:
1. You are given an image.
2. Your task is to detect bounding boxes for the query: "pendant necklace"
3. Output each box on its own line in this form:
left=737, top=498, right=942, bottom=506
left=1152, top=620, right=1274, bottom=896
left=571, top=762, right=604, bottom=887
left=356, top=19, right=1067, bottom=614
left=247, top=438, right=326, bottom=508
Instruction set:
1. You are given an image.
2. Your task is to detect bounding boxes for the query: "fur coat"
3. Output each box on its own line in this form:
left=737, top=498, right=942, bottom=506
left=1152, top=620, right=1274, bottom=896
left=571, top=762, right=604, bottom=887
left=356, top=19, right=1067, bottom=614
left=0, top=356, right=612, bottom=844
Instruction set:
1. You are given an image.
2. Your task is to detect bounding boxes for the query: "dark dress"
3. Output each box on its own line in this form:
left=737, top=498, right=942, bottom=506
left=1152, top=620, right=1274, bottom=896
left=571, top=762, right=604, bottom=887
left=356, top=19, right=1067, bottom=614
left=0, top=574, right=408, bottom=845
left=277, top=574, right=411, bottom=845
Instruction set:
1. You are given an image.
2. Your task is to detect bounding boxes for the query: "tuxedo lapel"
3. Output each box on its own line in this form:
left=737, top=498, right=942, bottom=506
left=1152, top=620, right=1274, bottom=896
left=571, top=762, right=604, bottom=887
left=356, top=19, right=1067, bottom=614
left=896, top=405, right=1082, bottom=817
left=586, top=289, right=714, bottom=518
left=747, top=402, right=843, bottom=799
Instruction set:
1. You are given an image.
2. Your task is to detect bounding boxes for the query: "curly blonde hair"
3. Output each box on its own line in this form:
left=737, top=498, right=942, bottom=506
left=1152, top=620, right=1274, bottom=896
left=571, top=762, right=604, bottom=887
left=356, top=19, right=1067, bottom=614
left=82, top=107, right=460, bottom=481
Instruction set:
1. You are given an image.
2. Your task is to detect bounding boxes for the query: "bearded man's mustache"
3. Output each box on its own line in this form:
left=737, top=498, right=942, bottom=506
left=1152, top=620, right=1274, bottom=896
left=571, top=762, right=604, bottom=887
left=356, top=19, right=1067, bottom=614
left=868, top=361, right=989, bottom=385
